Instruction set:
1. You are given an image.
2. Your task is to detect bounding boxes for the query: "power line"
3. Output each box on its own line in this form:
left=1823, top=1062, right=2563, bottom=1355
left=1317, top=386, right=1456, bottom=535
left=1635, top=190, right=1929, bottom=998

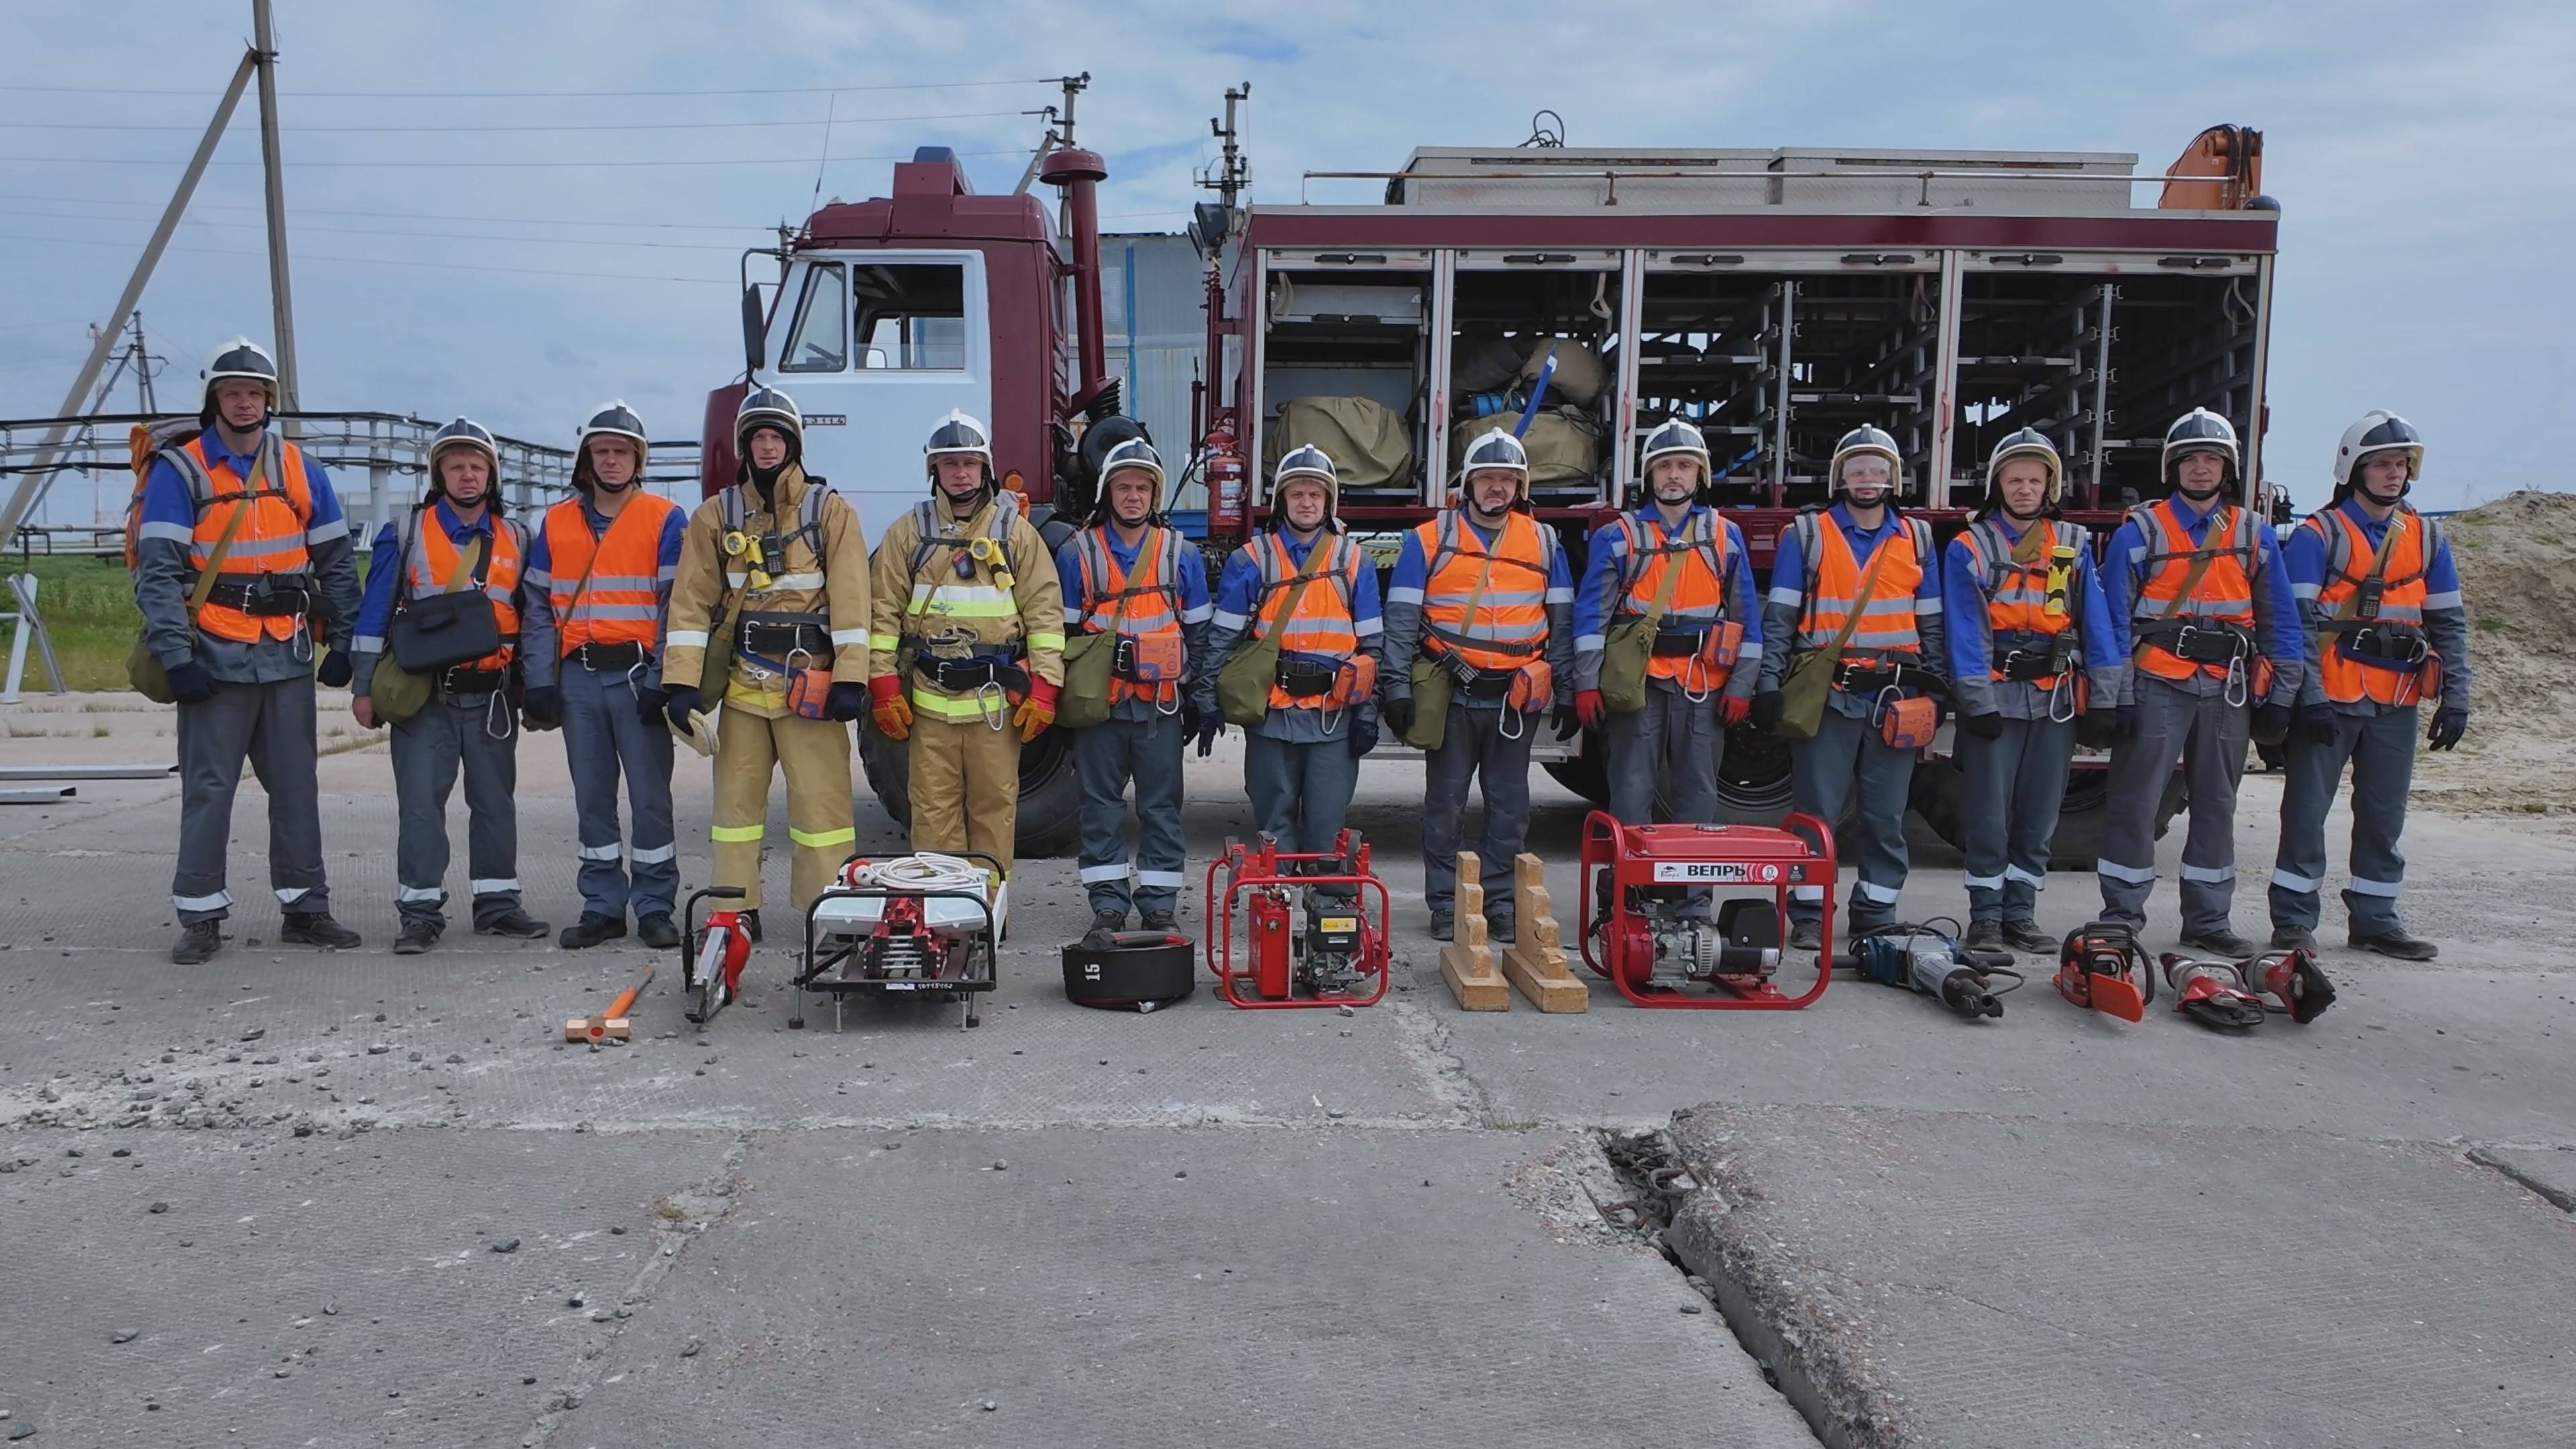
left=0, top=109, right=1032, bottom=134
left=1, top=206, right=749, bottom=251
left=0, top=148, right=1026, bottom=170
left=0, top=191, right=765, bottom=231
left=0, top=229, right=731, bottom=286
left=0, top=78, right=1061, bottom=99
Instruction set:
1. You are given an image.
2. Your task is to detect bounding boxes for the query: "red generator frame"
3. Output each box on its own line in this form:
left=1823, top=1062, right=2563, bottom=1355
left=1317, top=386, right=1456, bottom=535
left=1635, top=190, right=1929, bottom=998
left=1577, top=812, right=1838, bottom=1010
left=1202, top=831, right=1393, bottom=1010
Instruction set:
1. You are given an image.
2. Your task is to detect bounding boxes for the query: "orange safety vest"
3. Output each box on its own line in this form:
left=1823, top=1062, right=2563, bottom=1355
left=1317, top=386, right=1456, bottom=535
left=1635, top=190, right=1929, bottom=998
left=1072, top=525, right=1187, bottom=706
left=1250, top=532, right=1370, bottom=712
left=1611, top=510, right=1741, bottom=688
left=542, top=493, right=679, bottom=653
left=2308, top=505, right=2436, bottom=707
left=1414, top=511, right=1557, bottom=673
left=169, top=434, right=317, bottom=644
left=2128, top=498, right=2260, bottom=684
left=1960, top=517, right=2083, bottom=688
left=1796, top=513, right=1927, bottom=664
left=408, top=513, right=525, bottom=672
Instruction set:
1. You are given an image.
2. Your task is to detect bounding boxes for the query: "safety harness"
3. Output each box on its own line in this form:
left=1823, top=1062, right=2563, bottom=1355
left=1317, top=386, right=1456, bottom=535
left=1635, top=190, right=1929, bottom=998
left=900, top=496, right=1030, bottom=695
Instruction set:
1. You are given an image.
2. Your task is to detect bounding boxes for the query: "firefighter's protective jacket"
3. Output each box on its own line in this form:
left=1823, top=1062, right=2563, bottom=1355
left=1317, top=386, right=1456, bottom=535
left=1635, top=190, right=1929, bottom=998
left=663, top=464, right=871, bottom=720
left=867, top=490, right=1065, bottom=719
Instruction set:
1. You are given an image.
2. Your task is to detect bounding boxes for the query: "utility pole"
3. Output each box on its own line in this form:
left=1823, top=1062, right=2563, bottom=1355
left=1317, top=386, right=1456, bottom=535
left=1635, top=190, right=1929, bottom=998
left=252, top=0, right=301, bottom=417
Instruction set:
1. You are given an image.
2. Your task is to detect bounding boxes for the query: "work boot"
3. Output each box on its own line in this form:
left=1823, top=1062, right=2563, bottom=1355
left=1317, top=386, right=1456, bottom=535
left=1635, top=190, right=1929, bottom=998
left=2000, top=920, right=2055, bottom=955
left=1138, top=909, right=1180, bottom=934
left=1428, top=911, right=1454, bottom=943
left=1964, top=920, right=2006, bottom=952
left=392, top=919, right=441, bottom=956
left=2349, top=927, right=2438, bottom=962
left=2269, top=924, right=2319, bottom=951
left=2178, top=926, right=2258, bottom=959
left=170, top=920, right=223, bottom=965
left=280, top=913, right=362, bottom=950
left=558, top=912, right=627, bottom=950
left=635, top=912, right=680, bottom=950
left=476, top=909, right=549, bottom=940
left=1083, top=908, right=1127, bottom=949
left=1786, top=918, right=1822, bottom=953
left=738, top=909, right=763, bottom=945
left=1487, top=912, right=1515, bottom=945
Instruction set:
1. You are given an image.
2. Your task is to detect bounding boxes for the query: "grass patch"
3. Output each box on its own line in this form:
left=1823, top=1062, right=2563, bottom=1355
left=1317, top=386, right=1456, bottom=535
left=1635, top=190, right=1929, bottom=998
left=3, top=555, right=376, bottom=693
left=2475, top=617, right=2510, bottom=633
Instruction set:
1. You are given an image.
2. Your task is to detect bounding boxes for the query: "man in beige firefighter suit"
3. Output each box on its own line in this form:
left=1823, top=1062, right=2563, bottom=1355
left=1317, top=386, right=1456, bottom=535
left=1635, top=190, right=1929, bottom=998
left=661, top=387, right=872, bottom=939
left=867, top=411, right=1065, bottom=884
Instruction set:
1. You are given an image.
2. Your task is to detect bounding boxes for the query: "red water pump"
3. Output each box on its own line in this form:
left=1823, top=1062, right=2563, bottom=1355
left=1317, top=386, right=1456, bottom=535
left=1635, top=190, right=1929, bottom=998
left=1576, top=812, right=1836, bottom=1010
left=1202, top=830, right=1391, bottom=1009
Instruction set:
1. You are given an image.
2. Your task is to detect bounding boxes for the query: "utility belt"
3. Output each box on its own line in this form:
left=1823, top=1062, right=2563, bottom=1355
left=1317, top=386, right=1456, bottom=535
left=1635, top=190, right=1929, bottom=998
left=1651, top=626, right=1715, bottom=659
left=566, top=640, right=649, bottom=674
left=913, top=651, right=1030, bottom=695
left=734, top=610, right=831, bottom=660
left=1275, top=657, right=1341, bottom=699
left=1426, top=626, right=1541, bottom=699
left=2134, top=618, right=2257, bottom=663
left=436, top=665, right=508, bottom=698
left=1831, top=653, right=1931, bottom=695
left=2331, top=619, right=2430, bottom=667
left=1992, top=631, right=2080, bottom=681
left=191, top=572, right=315, bottom=618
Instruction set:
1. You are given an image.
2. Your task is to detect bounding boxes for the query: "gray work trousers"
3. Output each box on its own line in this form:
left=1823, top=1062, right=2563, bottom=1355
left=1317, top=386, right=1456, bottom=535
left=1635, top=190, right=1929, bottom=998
left=1243, top=729, right=1360, bottom=875
left=1788, top=703, right=1917, bottom=930
left=559, top=661, right=677, bottom=920
left=172, top=676, right=329, bottom=926
left=1073, top=713, right=1189, bottom=917
left=2269, top=704, right=2417, bottom=937
left=2096, top=676, right=2247, bottom=935
left=392, top=692, right=523, bottom=930
left=1955, top=716, right=2076, bottom=925
left=1422, top=704, right=1534, bottom=920
left=1604, top=686, right=1723, bottom=826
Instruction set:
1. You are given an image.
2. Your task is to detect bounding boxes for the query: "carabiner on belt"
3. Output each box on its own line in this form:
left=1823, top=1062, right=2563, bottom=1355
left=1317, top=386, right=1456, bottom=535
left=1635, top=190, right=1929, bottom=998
left=2222, top=654, right=2249, bottom=710
left=974, top=680, right=1010, bottom=731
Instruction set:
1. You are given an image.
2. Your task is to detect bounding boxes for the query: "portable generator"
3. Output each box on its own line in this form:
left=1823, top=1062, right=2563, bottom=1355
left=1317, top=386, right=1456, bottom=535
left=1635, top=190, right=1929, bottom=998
left=796, top=851, right=1006, bottom=1031
left=1202, top=830, right=1391, bottom=1008
left=1575, top=812, right=1835, bottom=1010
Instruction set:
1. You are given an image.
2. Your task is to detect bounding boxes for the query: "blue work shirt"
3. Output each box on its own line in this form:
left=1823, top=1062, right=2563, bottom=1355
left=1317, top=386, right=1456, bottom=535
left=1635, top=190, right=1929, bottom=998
left=1757, top=503, right=1947, bottom=720
left=2102, top=494, right=2301, bottom=706
left=1570, top=502, right=1764, bottom=699
left=131, top=425, right=360, bottom=683
left=517, top=494, right=688, bottom=690
left=349, top=496, right=514, bottom=697
left=2282, top=497, right=2470, bottom=717
left=1941, top=516, right=2123, bottom=720
left=1199, top=525, right=1385, bottom=743
left=1054, top=523, right=1216, bottom=724
left=1381, top=512, right=1576, bottom=714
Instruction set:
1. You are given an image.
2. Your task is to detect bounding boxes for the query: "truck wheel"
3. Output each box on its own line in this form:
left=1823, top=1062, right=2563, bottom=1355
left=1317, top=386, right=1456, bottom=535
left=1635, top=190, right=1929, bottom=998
left=1542, top=746, right=1609, bottom=806
left=857, top=719, right=1083, bottom=858
left=1544, top=724, right=1798, bottom=824
left=1909, top=755, right=2108, bottom=870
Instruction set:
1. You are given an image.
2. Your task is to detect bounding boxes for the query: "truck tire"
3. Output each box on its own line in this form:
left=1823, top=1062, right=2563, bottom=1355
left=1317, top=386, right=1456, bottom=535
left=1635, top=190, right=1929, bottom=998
left=1909, top=755, right=2110, bottom=871
left=1543, top=722, right=1797, bottom=825
left=857, top=719, right=1083, bottom=858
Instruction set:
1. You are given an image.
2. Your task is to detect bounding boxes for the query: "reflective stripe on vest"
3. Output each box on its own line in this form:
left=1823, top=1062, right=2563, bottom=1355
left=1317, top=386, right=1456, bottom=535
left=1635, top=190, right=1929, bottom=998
left=1075, top=525, right=1185, bottom=706
left=2311, top=506, right=2432, bottom=706
left=1797, top=514, right=1925, bottom=657
left=545, top=493, right=678, bottom=652
left=1613, top=510, right=1732, bottom=684
left=1964, top=517, right=2079, bottom=686
left=1416, top=511, right=1554, bottom=671
left=410, top=514, right=525, bottom=671
left=2131, top=498, right=2256, bottom=683
left=1252, top=533, right=1362, bottom=711
left=178, top=435, right=315, bottom=643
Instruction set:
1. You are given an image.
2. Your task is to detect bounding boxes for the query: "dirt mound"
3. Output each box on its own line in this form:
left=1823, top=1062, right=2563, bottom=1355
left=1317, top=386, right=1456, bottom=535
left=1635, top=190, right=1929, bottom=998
left=2410, top=490, right=2576, bottom=824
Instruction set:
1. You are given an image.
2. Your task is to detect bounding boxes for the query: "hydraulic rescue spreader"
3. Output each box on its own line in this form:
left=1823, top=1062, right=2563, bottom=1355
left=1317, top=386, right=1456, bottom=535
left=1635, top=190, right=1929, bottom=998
left=1202, top=830, right=1393, bottom=1009
left=1576, top=812, right=1835, bottom=1010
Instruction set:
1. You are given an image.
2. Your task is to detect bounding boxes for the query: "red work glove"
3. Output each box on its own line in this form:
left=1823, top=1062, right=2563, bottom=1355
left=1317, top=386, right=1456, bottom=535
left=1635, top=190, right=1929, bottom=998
left=1575, top=689, right=1606, bottom=730
left=1014, top=678, right=1059, bottom=742
left=867, top=675, right=912, bottom=741
left=1720, top=693, right=1752, bottom=727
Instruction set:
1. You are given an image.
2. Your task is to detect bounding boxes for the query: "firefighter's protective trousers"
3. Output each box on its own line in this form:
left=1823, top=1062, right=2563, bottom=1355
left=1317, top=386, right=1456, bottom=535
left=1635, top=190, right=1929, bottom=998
left=711, top=707, right=853, bottom=912
left=909, top=712, right=1022, bottom=877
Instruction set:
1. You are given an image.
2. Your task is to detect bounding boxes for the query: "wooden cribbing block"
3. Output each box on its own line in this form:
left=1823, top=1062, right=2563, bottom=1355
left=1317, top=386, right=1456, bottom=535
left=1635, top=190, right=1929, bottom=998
left=1501, top=853, right=1588, bottom=1012
left=1438, top=849, right=1511, bottom=1011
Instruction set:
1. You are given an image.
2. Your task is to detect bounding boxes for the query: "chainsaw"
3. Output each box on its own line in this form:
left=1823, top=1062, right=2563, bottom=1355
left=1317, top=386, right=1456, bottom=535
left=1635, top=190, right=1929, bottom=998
left=2055, top=920, right=2155, bottom=1023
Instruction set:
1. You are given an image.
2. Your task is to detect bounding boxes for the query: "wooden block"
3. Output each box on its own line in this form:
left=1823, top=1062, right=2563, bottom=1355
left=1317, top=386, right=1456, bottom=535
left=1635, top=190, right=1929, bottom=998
left=1440, top=849, right=1510, bottom=1010
left=1502, top=853, right=1589, bottom=1012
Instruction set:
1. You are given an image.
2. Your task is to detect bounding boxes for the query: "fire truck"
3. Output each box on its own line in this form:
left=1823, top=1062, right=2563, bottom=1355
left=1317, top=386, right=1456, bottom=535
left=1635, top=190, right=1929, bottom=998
left=706, top=104, right=2275, bottom=861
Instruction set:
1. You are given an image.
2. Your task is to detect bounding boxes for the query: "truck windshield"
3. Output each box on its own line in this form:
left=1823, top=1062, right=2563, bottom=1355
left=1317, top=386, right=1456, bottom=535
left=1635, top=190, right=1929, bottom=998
left=856, top=262, right=967, bottom=370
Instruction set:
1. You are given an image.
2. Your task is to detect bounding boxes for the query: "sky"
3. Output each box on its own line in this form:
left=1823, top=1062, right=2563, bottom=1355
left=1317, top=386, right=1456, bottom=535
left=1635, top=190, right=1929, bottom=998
left=3, top=0, right=2569, bottom=524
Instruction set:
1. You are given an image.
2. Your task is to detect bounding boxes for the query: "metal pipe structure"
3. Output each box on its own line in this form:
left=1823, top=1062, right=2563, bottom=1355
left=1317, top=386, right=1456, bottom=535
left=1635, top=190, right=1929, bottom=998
left=252, top=0, right=301, bottom=415
left=1040, top=148, right=1112, bottom=405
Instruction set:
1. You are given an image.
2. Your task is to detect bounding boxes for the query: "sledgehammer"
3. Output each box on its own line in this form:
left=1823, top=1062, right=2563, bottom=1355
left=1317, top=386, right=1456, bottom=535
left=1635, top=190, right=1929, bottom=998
left=566, top=964, right=655, bottom=1042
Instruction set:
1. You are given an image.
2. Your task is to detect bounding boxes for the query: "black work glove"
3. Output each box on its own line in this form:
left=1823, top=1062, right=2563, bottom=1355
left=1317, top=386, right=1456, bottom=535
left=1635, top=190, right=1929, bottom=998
left=2249, top=702, right=2292, bottom=748
left=165, top=657, right=217, bottom=706
left=315, top=649, right=354, bottom=690
left=1191, top=702, right=1222, bottom=758
left=2294, top=706, right=2339, bottom=747
left=661, top=685, right=700, bottom=734
left=1382, top=695, right=1416, bottom=741
left=520, top=685, right=562, bottom=731
left=1750, top=690, right=1784, bottom=735
left=638, top=684, right=672, bottom=729
left=1960, top=709, right=2004, bottom=741
left=2114, top=703, right=2141, bottom=741
left=2426, top=705, right=2469, bottom=752
left=1548, top=702, right=1579, bottom=741
left=824, top=681, right=867, bottom=722
left=1351, top=714, right=1380, bottom=757
left=2076, top=707, right=2118, bottom=751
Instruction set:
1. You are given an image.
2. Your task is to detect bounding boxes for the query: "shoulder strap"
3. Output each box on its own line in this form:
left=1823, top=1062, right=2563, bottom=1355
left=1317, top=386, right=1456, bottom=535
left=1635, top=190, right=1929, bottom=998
left=186, top=445, right=274, bottom=612
left=1254, top=531, right=1336, bottom=643
left=2159, top=506, right=2235, bottom=614
left=1636, top=513, right=1697, bottom=631
left=1817, top=520, right=1900, bottom=659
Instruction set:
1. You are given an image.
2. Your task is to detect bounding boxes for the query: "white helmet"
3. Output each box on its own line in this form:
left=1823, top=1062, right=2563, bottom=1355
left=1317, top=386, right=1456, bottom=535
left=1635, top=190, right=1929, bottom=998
left=574, top=400, right=649, bottom=488
left=427, top=417, right=500, bottom=492
left=1638, top=417, right=1711, bottom=488
left=199, top=337, right=279, bottom=417
left=1456, top=427, right=1532, bottom=507
left=1829, top=425, right=1902, bottom=496
left=923, top=409, right=994, bottom=486
left=1272, top=445, right=1339, bottom=521
left=2332, top=411, right=2421, bottom=496
left=735, top=385, right=803, bottom=456
left=2161, top=408, right=2239, bottom=484
left=1097, top=436, right=1166, bottom=513
left=1982, top=427, right=2063, bottom=512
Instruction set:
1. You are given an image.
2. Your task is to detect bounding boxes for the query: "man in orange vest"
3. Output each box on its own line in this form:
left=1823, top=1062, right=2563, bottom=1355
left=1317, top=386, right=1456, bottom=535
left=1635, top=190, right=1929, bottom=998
left=133, top=339, right=364, bottom=965
left=518, top=402, right=689, bottom=951
left=347, top=418, right=549, bottom=954
left=2095, top=410, right=2304, bottom=955
left=1196, top=447, right=1385, bottom=884
left=1057, top=438, right=1213, bottom=938
left=1572, top=419, right=1762, bottom=875
left=1941, top=430, right=2123, bottom=953
left=1383, top=429, right=1576, bottom=942
left=2267, top=413, right=2469, bottom=959
left=1754, top=425, right=1947, bottom=953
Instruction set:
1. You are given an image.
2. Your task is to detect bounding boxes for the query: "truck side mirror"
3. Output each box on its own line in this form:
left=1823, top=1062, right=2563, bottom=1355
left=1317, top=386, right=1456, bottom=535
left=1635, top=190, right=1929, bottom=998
left=739, top=286, right=765, bottom=377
